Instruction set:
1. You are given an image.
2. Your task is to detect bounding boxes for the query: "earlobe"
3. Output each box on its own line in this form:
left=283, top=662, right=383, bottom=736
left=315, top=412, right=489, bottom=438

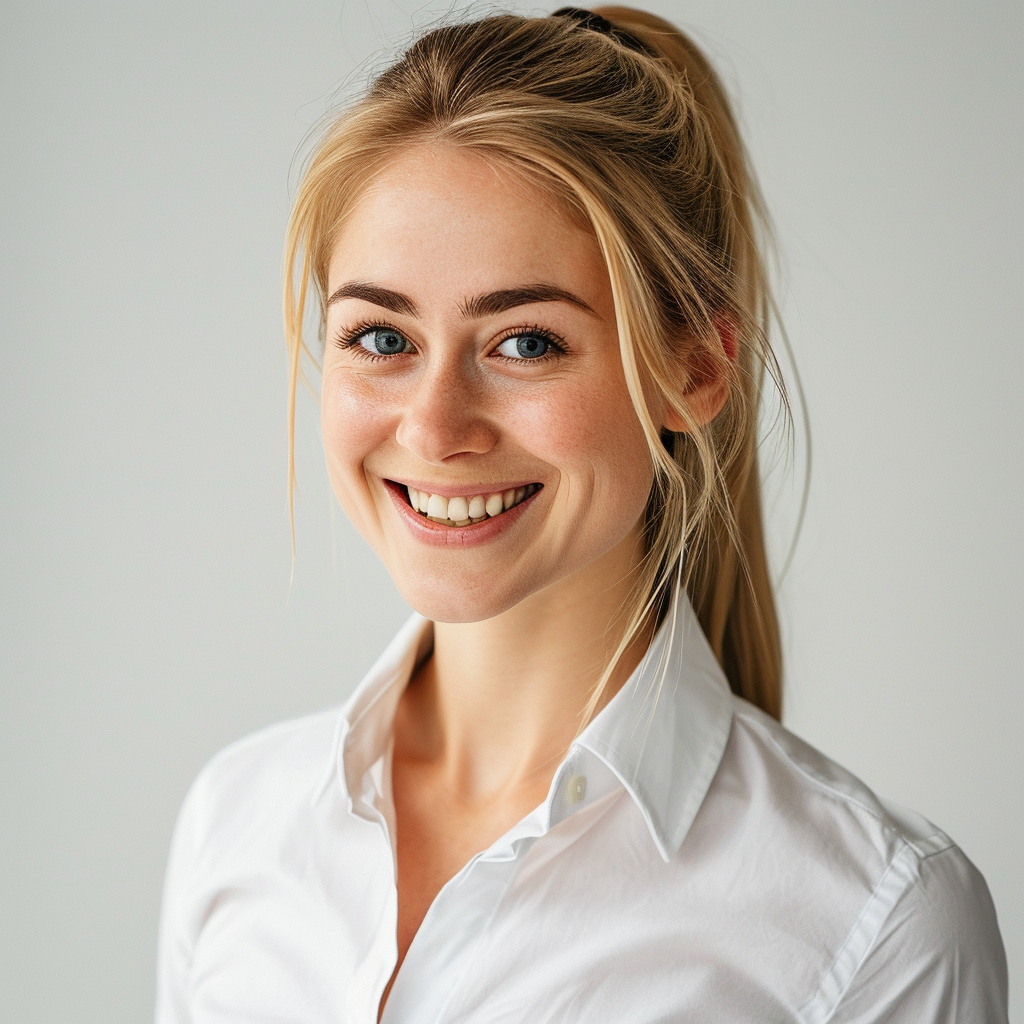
left=660, top=319, right=735, bottom=433
left=660, top=379, right=728, bottom=432
left=660, top=396, right=690, bottom=433
left=661, top=404, right=693, bottom=433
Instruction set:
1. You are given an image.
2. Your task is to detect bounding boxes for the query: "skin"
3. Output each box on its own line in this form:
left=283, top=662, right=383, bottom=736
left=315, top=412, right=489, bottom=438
left=320, top=144, right=726, bottom=1016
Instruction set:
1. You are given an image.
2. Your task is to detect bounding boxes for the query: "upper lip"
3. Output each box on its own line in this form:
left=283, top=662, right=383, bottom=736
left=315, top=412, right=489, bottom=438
left=387, top=478, right=542, bottom=498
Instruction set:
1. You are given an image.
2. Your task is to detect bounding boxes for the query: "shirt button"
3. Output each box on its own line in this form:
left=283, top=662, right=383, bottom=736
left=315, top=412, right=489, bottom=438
left=566, top=774, right=587, bottom=804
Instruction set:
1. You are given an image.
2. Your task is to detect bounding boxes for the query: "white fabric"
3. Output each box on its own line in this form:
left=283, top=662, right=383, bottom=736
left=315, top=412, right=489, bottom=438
left=156, top=596, right=1008, bottom=1023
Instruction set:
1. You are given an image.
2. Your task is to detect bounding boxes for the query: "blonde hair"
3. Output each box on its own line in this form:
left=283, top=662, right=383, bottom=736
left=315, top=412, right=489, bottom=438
left=284, top=6, right=786, bottom=720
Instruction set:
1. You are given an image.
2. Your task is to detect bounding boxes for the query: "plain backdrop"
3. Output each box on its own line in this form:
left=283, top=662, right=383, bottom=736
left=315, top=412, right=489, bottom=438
left=2, top=1, right=1021, bottom=1019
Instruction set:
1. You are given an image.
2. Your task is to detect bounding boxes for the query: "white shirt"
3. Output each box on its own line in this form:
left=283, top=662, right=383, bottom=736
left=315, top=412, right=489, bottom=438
left=156, top=596, right=1008, bottom=1023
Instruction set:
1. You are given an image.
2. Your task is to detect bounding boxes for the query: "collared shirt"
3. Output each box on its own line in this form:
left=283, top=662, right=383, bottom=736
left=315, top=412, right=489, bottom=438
left=156, top=597, right=1008, bottom=1023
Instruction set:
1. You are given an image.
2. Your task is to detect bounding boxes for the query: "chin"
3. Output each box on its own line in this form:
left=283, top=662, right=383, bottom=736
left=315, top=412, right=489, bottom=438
left=391, top=571, right=537, bottom=625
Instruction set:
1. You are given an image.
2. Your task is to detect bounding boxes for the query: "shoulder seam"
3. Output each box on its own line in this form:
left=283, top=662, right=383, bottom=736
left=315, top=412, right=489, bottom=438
left=798, top=838, right=921, bottom=1023
left=913, top=832, right=959, bottom=860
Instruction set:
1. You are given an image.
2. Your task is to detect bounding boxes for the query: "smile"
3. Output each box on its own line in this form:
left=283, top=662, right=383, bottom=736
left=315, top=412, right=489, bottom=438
left=400, top=483, right=542, bottom=528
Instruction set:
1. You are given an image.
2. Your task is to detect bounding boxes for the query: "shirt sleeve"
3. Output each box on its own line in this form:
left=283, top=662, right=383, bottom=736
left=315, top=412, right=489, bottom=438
left=828, top=844, right=1008, bottom=1024
left=154, top=777, right=205, bottom=1024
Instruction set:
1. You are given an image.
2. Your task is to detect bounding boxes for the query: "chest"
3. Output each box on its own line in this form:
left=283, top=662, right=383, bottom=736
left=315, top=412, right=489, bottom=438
left=181, top=794, right=847, bottom=1024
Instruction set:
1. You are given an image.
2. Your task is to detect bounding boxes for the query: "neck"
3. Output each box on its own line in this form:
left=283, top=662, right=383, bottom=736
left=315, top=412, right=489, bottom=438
left=396, top=530, right=652, bottom=804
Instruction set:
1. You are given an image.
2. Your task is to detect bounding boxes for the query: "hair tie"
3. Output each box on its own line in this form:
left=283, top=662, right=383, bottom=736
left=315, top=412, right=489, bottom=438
left=552, top=6, right=656, bottom=57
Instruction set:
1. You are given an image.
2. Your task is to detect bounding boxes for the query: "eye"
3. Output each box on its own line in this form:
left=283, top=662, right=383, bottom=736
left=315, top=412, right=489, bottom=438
left=494, top=331, right=558, bottom=360
left=356, top=327, right=414, bottom=356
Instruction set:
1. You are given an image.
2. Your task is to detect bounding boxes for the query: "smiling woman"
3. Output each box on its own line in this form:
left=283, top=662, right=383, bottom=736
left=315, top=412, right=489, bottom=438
left=155, top=7, right=1007, bottom=1023
left=320, top=146, right=657, bottom=624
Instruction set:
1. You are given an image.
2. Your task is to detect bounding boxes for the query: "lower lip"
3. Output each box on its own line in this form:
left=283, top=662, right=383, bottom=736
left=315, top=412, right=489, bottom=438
left=384, top=481, right=541, bottom=548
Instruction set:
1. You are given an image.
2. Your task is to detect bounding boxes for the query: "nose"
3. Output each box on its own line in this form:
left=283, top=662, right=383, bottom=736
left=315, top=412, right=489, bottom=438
left=394, top=358, right=499, bottom=465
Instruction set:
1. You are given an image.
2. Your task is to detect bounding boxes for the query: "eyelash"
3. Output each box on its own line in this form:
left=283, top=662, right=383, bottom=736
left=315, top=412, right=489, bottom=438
left=493, top=324, right=567, bottom=363
left=331, top=320, right=569, bottom=363
left=332, top=319, right=407, bottom=362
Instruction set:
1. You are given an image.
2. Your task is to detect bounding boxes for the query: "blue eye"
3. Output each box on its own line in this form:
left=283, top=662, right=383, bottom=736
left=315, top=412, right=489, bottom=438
left=495, top=333, right=554, bottom=360
left=357, top=328, right=413, bottom=356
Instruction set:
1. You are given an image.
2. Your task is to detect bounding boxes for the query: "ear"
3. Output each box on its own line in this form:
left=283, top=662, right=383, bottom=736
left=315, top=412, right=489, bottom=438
left=660, top=318, right=735, bottom=433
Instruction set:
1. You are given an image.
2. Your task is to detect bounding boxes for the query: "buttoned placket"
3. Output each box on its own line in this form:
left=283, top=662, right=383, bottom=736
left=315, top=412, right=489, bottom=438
left=342, top=744, right=615, bottom=1024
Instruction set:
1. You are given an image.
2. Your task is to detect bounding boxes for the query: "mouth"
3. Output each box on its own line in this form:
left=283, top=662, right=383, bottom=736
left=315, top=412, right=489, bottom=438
left=391, top=481, right=542, bottom=528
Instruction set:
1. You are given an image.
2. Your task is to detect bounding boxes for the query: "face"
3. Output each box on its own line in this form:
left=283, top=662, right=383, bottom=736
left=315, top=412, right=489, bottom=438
left=322, top=145, right=656, bottom=623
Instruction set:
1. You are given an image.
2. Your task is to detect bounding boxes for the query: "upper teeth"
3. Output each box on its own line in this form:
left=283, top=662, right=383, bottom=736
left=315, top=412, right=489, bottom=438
left=406, top=484, right=539, bottom=526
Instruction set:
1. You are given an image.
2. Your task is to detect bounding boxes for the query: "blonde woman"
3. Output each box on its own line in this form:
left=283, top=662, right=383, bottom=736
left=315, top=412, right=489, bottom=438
left=156, top=8, right=1007, bottom=1021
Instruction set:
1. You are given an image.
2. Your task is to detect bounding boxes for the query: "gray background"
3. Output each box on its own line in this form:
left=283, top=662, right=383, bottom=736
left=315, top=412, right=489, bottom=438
left=2, top=0, right=1020, bottom=1019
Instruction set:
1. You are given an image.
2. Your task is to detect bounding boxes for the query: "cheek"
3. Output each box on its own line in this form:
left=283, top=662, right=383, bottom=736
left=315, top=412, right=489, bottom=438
left=512, top=375, right=654, bottom=525
left=320, top=373, right=391, bottom=508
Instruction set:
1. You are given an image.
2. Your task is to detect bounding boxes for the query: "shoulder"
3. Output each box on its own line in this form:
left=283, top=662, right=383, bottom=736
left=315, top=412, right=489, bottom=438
left=712, top=699, right=1008, bottom=1022
left=195, top=708, right=340, bottom=794
left=724, top=696, right=952, bottom=863
left=172, top=709, right=343, bottom=867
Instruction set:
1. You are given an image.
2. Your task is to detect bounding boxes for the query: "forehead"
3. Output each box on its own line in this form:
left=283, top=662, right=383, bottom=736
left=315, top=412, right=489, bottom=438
left=327, top=145, right=609, bottom=309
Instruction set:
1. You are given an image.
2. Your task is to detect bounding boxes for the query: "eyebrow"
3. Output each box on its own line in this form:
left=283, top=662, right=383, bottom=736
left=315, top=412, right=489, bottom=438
left=326, top=282, right=417, bottom=316
left=326, top=281, right=599, bottom=319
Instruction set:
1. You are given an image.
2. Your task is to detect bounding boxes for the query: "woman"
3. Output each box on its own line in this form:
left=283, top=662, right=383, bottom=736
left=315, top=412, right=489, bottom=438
left=156, top=7, right=1008, bottom=1021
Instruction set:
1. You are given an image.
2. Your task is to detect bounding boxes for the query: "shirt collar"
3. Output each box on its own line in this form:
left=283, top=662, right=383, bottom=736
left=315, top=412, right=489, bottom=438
left=320, top=590, right=733, bottom=863
left=569, top=592, right=734, bottom=860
